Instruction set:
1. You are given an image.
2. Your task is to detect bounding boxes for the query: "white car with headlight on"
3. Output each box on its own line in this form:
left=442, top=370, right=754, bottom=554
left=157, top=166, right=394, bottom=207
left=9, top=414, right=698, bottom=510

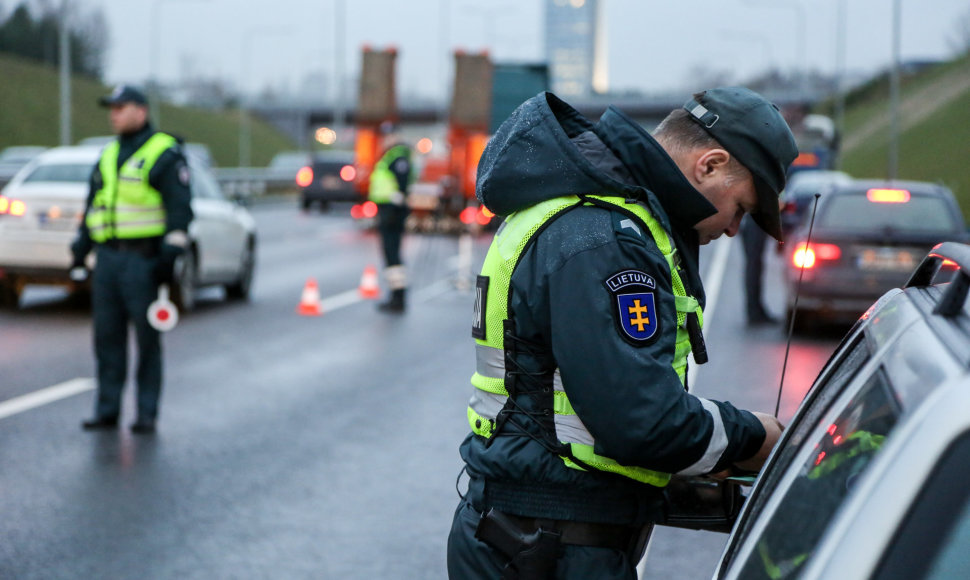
left=0, top=145, right=256, bottom=310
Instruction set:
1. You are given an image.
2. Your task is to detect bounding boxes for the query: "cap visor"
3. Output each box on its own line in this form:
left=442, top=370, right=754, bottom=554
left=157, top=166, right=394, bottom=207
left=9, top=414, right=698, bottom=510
left=751, top=177, right=784, bottom=242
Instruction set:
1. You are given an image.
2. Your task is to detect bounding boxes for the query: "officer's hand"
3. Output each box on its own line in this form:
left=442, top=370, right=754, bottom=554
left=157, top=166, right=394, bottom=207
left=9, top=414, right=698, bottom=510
left=154, top=243, right=184, bottom=286
left=69, top=266, right=89, bottom=282
left=389, top=191, right=406, bottom=206
left=733, top=412, right=785, bottom=473
left=70, top=239, right=87, bottom=268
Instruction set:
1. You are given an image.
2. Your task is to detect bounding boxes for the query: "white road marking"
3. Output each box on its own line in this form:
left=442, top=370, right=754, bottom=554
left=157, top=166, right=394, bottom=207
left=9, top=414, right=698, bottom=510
left=0, top=377, right=95, bottom=420
left=686, top=236, right=732, bottom=391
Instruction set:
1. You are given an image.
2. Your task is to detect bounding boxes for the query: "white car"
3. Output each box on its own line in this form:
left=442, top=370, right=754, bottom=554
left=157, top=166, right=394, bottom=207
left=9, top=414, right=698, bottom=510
left=703, top=242, right=970, bottom=579
left=0, top=145, right=256, bottom=310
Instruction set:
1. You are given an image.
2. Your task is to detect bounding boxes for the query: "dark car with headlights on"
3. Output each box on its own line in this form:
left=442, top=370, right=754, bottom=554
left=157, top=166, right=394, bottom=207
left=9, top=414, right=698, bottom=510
left=705, top=242, right=970, bottom=579
left=783, top=179, right=967, bottom=331
left=297, top=150, right=359, bottom=212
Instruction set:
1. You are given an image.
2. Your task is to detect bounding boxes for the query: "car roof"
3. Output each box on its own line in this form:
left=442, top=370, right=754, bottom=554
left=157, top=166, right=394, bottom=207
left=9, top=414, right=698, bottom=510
left=31, top=145, right=104, bottom=164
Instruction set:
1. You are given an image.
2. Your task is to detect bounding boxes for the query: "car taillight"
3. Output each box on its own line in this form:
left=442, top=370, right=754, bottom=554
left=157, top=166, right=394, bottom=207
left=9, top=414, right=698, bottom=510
left=793, top=242, right=841, bottom=269
left=866, top=188, right=910, bottom=203
left=361, top=201, right=378, bottom=218
left=781, top=200, right=797, bottom=214
left=295, top=166, right=314, bottom=188
left=0, top=195, right=26, bottom=216
left=340, top=165, right=356, bottom=182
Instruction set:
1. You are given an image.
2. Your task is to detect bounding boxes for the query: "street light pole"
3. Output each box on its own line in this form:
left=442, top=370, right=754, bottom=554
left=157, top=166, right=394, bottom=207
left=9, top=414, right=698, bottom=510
left=888, top=0, right=901, bottom=180
left=239, top=29, right=286, bottom=168
left=58, top=0, right=71, bottom=146
left=834, top=0, right=847, bottom=168
left=149, top=0, right=210, bottom=126
left=333, top=0, right=346, bottom=136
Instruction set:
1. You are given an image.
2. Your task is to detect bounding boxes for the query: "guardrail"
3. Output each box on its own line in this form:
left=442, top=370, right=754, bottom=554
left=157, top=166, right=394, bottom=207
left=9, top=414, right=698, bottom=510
left=211, top=167, right=299, bottom=199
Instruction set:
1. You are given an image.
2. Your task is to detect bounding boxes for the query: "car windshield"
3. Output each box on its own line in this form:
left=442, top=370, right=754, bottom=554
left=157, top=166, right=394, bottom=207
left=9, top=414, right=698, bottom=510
left=22, top=163, right=93, bottom=184
left=818, top=193, right=958, bottom=233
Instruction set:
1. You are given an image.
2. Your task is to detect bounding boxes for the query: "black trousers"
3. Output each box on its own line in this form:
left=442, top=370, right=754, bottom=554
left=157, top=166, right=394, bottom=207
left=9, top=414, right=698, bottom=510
left=91, top=245, right=163, bottom=422
left=377, top=204, right=409, bottom=267
left=740, top=216, right=769, bottom=319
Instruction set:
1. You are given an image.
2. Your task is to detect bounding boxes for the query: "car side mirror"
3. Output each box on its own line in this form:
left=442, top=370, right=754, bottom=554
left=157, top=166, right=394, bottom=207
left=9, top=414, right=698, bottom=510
left=659, top=476, right=745, bottom=534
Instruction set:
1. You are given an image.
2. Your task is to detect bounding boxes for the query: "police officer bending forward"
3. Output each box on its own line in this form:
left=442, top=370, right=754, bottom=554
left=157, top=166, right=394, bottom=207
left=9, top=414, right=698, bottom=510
left=72, top=85, right=193, bottom=435
left=447, top=88, right=796, bottom=579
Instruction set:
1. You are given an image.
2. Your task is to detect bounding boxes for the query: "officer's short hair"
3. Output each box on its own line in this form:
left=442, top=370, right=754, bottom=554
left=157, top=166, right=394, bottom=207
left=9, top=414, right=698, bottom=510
left=653, top=109, right=749, bottom=181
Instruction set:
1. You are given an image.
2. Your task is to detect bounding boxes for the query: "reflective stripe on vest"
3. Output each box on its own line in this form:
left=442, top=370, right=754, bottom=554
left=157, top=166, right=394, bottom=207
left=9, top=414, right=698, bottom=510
left=368, top=144, right=414, bottom=204
left=86, top=133, right=176, bottom=242
left=466, top=194, right=705, bottom=487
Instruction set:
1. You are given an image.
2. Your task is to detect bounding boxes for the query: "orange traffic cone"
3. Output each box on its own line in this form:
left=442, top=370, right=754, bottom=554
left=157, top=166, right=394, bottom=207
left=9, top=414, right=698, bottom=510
left=359, top=265, right=380, bottom=299
left=296, top=277, right=323, bottom=316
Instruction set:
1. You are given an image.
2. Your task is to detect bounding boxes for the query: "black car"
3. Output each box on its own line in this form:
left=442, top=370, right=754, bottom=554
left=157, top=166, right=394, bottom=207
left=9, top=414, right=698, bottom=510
left=703, top=242, right=970, bottom=579
left=783, top=178, right=968, bottom=330
left=778, top=169, right=852, bottom=241
left=297, top=150, right=359, bottom=211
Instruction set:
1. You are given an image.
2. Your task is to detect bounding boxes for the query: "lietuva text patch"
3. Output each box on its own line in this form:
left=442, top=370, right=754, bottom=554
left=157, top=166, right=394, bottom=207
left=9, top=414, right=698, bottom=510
left=605, top=269, right=659, bottom=345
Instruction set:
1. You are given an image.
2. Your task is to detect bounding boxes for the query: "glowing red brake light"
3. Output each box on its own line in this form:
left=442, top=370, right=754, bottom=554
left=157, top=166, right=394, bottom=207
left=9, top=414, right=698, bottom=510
left=361, top=201, right=378, bottom=218
left=793, top=242, right=841, bottom=268
left=459, top=206, right=477, bottom=225
left=866, top=188, right=910, bottom=203
left=340, top=165, right=357, bottom=182
left=295, top=166, right=314, bottom=188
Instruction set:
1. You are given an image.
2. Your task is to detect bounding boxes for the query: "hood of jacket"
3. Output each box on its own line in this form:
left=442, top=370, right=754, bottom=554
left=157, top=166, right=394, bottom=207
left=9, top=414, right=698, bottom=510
left=476, top=92, right=643, bottom=217
left=476, top=93, right=717, bottom=234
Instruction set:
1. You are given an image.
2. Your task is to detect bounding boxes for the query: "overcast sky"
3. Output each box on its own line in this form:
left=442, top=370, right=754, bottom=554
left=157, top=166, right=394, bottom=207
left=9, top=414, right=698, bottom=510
left=82, top=0, right=970, bottom=103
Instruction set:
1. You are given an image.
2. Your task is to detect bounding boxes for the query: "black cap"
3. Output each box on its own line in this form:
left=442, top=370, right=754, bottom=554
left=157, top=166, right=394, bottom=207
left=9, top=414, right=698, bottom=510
left=98, top=84, right=148, bottom=107
left=684, top=87, right=798, bottom=241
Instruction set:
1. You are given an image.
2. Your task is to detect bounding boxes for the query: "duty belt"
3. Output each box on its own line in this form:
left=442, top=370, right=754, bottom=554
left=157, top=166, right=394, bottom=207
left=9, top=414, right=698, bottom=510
left=99, top=238, right=160, bottom=256
left=492, top=509, right=644, bottom=551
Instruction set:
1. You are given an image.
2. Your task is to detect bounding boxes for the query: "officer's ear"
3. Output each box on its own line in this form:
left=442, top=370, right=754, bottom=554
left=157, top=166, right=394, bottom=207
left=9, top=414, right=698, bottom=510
left=693, top=148, right=731, bottom=186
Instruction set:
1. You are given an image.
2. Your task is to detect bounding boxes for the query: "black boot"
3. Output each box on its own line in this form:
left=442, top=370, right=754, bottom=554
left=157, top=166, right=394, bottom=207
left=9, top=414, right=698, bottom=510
left=378, top=289, right=406, bottom=313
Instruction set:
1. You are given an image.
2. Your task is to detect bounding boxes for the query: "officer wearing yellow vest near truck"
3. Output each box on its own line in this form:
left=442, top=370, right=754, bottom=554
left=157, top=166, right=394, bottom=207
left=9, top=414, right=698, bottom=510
left=447, top=88, right=795, bottom=579
left=70, top=84, right=193, bottom=435
left=368, top=122, right=415, bottom=313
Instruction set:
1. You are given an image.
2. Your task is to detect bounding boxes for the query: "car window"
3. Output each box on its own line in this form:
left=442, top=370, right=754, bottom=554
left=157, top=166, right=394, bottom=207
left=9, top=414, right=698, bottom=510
left=190, top=165, right=225, bottom=201
left=22, top=163, right=93, bottom=184
left=818, top=193, right=959, bottom=233
left=718, top=332, right=871, bottom=574
left=735, top=369, right=900, bottom=580
left=873, top=430, right=970, bottom=580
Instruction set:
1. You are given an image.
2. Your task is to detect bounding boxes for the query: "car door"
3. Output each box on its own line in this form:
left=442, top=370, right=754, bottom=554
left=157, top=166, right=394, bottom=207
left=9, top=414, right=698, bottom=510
left=715, top=291, right=964, bottom=579
left=188, top=162, right=246, bottom=282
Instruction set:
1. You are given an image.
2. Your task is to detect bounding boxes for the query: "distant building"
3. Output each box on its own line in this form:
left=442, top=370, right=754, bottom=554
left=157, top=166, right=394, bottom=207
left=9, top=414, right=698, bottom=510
left=545, top=0, right=607, bottom=99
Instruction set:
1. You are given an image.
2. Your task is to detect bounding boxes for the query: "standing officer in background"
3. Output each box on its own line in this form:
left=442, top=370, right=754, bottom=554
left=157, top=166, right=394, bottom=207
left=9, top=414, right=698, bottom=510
left=740, top=213, right=775, bottom=325
left=70, top=84, right=193, bottom=435
left=448, top=87, right=796, bottom=579
left=368, top=122, right=415, bottom=313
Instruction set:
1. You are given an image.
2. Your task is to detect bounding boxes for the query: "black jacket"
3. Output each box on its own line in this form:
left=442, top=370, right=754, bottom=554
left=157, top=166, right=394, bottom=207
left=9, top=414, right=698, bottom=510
left=74, top=123, right=193, bottom=257
left=460, top=93, right=766, bottom=524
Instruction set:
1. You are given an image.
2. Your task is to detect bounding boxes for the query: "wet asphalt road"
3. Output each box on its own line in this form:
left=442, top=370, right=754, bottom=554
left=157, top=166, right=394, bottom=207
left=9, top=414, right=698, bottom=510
left=0, top=200, right=843, bottom=579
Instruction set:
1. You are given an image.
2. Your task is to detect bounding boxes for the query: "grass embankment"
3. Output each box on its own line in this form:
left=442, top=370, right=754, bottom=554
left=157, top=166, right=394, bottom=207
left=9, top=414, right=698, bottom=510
left=0, top=53, right=294, bottom=167
left=826, top=54, right=970, bottom=221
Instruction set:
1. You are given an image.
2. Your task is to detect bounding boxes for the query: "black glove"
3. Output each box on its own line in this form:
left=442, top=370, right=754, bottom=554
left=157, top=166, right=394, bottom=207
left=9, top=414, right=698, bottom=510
left=69, top=238, right=90, bottom=281
left=154, top=243, right=184, bottom=286
left=70, top=238, right=88, bottom=269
